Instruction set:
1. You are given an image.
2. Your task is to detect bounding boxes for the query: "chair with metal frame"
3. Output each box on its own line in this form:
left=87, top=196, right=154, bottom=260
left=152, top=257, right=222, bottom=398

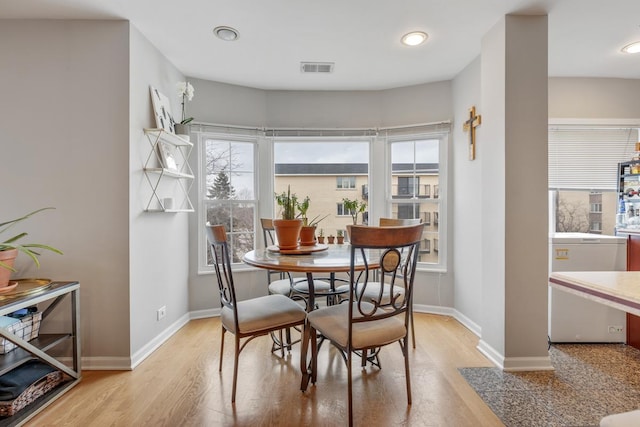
left=336, top=217, right=423, bottom=350
left=206, top=223, right=307, bottom=403
left=303, top=224, right=423, bottom=427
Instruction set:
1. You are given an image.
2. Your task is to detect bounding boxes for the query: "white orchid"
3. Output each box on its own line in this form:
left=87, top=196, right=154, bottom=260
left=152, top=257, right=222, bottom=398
left=176, top=81, right=195, bottom=124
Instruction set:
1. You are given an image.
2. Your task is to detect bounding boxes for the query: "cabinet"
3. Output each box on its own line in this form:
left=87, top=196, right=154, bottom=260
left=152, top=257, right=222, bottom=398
left=143, top=128, right=194, bottom=212
left=0, top=281, right=80, bottom=426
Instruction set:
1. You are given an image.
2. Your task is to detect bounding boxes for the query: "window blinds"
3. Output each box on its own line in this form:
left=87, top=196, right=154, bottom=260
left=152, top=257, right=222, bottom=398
left=548, top=127, right=639, bottom=191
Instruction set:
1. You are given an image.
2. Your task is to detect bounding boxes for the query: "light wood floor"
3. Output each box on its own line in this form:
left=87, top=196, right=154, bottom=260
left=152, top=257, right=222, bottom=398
left=26, top=314, right=504, bottom=427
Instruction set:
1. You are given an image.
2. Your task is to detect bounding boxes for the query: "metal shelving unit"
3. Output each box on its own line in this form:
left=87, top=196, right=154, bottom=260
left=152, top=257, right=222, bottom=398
left=143, top=128, right=194, bottom=212
left=0, top=281, right=80, bottom=426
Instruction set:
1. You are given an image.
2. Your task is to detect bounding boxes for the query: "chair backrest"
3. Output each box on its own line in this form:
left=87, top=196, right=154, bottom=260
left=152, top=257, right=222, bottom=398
left=260, top=218, right=276, bottom=247
left=346, top=224, right=422, bottom=325
left=379, top=217, right=423, bottom=226
left=205, top=224, right=239, bottom=325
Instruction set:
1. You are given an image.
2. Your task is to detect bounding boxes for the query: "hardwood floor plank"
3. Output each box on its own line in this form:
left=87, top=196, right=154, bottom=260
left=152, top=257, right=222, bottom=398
left=25, top=314, right=504, bottom=427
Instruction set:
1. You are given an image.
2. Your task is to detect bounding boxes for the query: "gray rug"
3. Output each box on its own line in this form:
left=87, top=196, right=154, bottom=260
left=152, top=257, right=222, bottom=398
left=459, top=344, right=640, bottom=427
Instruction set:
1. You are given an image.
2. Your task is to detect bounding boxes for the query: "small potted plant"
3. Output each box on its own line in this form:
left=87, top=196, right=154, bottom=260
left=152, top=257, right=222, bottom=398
left=327, top=234, right=335, bottom=244
left=317, top=229, right=325, bottom=244
left=274, top=186, right=302, bottom=250
left=336, top=230, right=345, bottom=244
left=0, top=208, right=63, bottom=288
left=296, top=196, right=330, bottom=246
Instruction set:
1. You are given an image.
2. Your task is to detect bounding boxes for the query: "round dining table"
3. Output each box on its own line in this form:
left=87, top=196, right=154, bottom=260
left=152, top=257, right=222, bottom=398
left=242, top=243, right=379, bottom=390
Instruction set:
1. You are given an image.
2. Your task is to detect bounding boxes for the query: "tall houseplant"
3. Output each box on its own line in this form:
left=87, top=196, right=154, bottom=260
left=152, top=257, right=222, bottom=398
left=0, top=208, right=63, bottom=287
left=274, top=186, right=302, bottom=249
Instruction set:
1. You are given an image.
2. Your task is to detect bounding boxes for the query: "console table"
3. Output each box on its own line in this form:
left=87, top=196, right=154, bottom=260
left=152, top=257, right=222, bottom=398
left=0, top=281, right=80, bottom=426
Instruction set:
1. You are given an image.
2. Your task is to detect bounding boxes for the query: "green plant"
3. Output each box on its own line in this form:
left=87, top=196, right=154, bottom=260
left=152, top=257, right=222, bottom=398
left=275, top=185, right=298, bottom=220
left=343, top=198, right=367, bottom=224
left=176, top=81, right=195, bottom=125
left=337, top=230, right=344, bottom=237
left=318, top=229, right=324, bottom=237
left=0, top=207, right=63, bottom=271
left=296, top=196, right=329, bottom=227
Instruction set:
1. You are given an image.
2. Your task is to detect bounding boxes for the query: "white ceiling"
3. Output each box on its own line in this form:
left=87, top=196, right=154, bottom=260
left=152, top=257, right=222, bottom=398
left=1, top=0, right=639, bottom=90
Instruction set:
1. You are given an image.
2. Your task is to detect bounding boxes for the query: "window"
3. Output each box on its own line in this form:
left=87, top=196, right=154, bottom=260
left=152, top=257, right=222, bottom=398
left=274, top=138, right=370, bottom=237
left=337, top=176, right=356, bottom=189
left=197, top=123, right=449, bottom=272
left=199, top=129, right=258, bottom=270
left=549, top=125, right=639, bottom=235
left=384, top=123, right=449, bottom=268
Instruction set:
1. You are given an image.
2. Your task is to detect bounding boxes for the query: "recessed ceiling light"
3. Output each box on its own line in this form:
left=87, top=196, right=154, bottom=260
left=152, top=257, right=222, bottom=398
left=213, top=26, right=239, bottom=41
left=622, top=41, right=640, bottom=53
left=401, top=31, right=428, bottom=47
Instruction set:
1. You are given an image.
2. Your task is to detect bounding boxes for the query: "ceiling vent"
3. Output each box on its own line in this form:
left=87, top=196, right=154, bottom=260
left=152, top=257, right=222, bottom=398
left=300, top=62, right=334, bottom=73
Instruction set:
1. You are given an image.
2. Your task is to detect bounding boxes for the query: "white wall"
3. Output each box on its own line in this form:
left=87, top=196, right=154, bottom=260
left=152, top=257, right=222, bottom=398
left=0, top=20, right=131, bottom=361
left=549, top=77, right=640, bottom=119
left=129, top=26, right=191, bottom=366
left=451, top=57, right=483, bottom=333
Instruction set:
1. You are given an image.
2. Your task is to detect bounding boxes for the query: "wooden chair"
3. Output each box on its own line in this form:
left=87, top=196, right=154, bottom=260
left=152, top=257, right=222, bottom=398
left=206, top=224, right=307, bottom=403
left=360, top=217, right=422, bottom=348
left=304, top=224, right=423, bottom=426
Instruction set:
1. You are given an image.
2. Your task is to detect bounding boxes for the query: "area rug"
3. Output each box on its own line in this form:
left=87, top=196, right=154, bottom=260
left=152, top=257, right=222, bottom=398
left=459, top=344, right=640, bottom=427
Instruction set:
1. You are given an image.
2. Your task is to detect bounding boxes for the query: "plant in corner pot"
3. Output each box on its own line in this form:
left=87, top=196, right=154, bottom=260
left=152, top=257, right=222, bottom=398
left=174, top=81, right=195, bottom=137
left=0, top=208, right=63, bottom=288
left=273, top=186, right=302, bottom=250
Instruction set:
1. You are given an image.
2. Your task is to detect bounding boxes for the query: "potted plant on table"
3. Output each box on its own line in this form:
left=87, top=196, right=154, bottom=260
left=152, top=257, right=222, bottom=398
left=317, top=229, right=325, bottom=244
left=0, top=208, right=63, bottom=288
left=336, top=230, right=345, bottom=244
left=274, top=186, right=302, bottom=250
left=296, top=196, right=329, bottom=246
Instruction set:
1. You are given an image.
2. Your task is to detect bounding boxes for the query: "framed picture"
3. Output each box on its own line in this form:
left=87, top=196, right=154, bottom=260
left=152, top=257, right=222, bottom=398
left=149, top=86, right=175, bottom=133
left=158, top=141, right=180, bottom=171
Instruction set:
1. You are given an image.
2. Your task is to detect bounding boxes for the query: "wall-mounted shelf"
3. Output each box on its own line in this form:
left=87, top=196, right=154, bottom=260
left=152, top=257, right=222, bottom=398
left=143, top=128, right=194, bottom=212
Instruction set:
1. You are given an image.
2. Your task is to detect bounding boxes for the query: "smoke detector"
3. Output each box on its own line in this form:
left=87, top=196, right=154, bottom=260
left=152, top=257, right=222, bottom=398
left=300, top=62, right=334, bottom=73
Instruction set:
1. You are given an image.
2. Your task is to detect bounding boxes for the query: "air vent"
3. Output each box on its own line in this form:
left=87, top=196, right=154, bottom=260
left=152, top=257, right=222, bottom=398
left=300, top=62, right=334, bottom=73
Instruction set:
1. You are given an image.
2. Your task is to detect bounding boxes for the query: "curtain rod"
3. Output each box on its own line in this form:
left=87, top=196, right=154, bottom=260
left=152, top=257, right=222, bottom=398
left=192, top=120, right=452, bottom=134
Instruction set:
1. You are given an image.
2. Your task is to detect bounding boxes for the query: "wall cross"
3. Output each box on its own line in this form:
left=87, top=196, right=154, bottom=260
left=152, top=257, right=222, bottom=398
left=463, top=106, right=481, bottom=160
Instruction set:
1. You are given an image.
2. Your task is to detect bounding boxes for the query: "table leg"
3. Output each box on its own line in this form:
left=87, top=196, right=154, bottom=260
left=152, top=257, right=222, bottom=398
left=300, top=272, right=316, bottom=391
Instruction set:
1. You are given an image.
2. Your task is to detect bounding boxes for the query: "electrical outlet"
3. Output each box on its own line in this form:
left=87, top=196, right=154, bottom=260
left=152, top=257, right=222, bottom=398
left=157, top=306, right=166, bottom=321
left=608, top=325, right=624, bottom=333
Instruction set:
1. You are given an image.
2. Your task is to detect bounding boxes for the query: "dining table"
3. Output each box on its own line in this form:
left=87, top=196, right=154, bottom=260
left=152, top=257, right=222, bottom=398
left=242, top=242, right=380, bottom=390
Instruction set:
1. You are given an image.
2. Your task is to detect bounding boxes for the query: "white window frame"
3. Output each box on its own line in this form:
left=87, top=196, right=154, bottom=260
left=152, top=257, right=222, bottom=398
left=197, top=127, right=260, bottom=273
left=381, top=124, right=449, bottom=271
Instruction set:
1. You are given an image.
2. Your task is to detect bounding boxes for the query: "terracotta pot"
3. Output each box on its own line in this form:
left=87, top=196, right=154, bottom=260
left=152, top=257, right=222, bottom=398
left=327, top=236, right=335, bottom=244
left=317, top=236, right=325, bottom=244
left=0, top=249, right=18, bottom=288
left=299, top=225, right=317, bottom=246
left=337, top=236, right=345, bottom=244
left=273, top=219, right=303, bottom=250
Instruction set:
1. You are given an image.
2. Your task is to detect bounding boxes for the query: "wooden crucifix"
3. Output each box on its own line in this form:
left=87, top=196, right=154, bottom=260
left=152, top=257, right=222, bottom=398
left=463, top=106, right=481, bottom=160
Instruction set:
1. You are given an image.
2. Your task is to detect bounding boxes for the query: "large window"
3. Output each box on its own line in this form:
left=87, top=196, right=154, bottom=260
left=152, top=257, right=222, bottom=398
left=387, top=133, right=445, bottom=266
left=549, top=125, right=639, bottom=235
left=273, top=139, right=370, bottom=236
left=200, top=134, right=257, bottom=266
left=198, top=124, right=449, bottom=272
